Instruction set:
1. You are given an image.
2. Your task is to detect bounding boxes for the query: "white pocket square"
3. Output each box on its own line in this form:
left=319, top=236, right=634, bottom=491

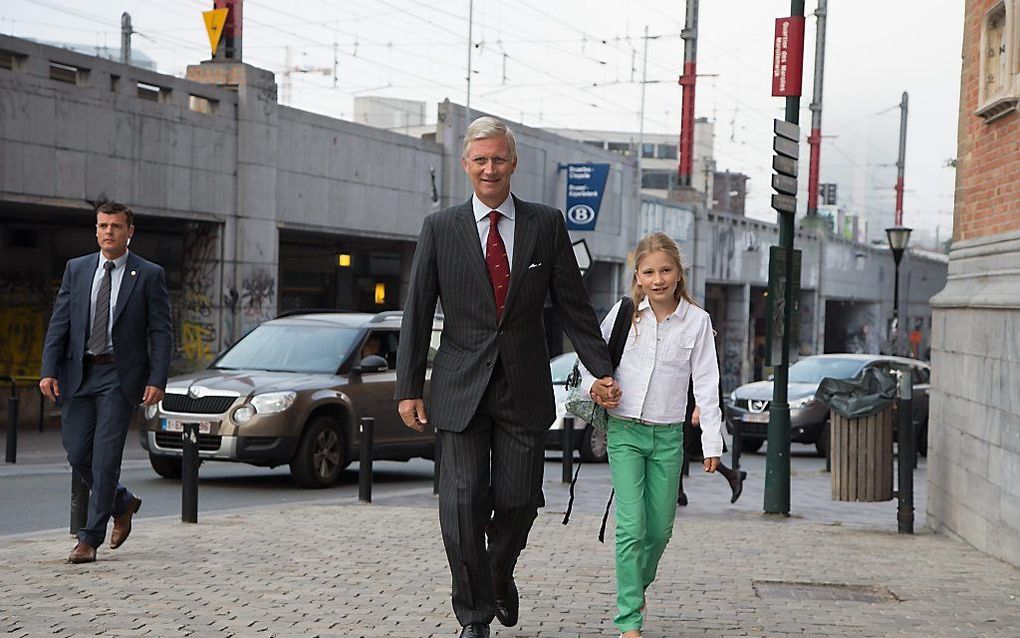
left=528, top=262, right=543, bottom=269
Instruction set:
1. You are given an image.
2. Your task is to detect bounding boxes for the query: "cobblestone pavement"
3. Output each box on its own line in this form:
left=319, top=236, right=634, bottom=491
left=2, top=472, right=1018, bottom=638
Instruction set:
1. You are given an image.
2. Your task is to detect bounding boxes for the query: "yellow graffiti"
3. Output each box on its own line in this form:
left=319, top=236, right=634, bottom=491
left=0, top=307, right=44, bottom=378
left=181, top=321, right=215, bottom=363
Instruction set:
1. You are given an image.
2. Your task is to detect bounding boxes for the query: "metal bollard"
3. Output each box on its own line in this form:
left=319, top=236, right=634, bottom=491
left=561, top=416, right=574, bottom=483
left=896, top=373, right=914, bottom=535
left=181, top=422, right=199, bottom=523
left=69, top=469, right=89, bottom=535
left=3, top=376, right=18, bottom=464
left=359, top=416, right=374, bottom=503
left=432, top=430, right=441, bottom=496
left=730, top=418, right=742, bottom=471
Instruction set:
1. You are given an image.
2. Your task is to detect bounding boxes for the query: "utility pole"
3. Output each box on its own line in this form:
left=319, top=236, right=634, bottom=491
left=765, top=1, right=807, bottom=516
left=677, top=0, right=700, bottom=189
left=806, top=0, right=828, bottom=218
left=280, top=45, right=331, bottom=106
left=895, top=91, right=909, bottom=226
left=638, top=26, right=659, bottom=189
left=466, top=0, right=474, bottom=124
left=120, top=12, right=132, bottom=66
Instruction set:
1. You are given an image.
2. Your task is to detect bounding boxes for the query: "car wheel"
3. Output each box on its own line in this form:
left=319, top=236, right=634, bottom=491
left=578, top=424, right=608, bottom=463
left=815, top=419, right=831, bottom=459
left=290, top=416, right=346, bottom=488
left=149, top=452, right=182, bottom=479
left=738, top=437, right=765, bottom=454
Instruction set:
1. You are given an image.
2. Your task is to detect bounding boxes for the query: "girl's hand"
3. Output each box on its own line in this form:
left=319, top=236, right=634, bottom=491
left=703, top=457, right=720, bottom=473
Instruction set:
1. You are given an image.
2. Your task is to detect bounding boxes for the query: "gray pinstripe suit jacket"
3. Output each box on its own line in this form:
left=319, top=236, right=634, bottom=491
left=396, top=195, right=614, bottom=433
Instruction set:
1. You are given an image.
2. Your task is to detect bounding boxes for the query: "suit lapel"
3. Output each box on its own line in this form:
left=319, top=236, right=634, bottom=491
left=501, top=197, right=538, bottom=320
left=112, top=253, right=139, bottom=327
left=453, top=199, right=498, bottom=313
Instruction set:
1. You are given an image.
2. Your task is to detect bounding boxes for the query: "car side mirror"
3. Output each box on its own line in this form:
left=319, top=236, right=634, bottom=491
left=354, top=354, right=388, bottom=374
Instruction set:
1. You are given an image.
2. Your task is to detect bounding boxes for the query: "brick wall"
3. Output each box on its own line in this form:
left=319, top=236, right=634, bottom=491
left=955, top=0, right=1020, bottom=241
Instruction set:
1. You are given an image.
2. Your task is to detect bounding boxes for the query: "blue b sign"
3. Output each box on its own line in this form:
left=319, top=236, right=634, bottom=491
left=565, top=163, right=610, bottom=231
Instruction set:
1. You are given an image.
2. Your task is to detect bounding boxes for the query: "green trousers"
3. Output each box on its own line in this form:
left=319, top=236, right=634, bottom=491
left=607, top=415, right=684, bottom=632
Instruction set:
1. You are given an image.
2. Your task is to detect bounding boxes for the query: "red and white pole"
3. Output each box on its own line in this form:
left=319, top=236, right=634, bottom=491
left=677, top=0, right=700, bottom=189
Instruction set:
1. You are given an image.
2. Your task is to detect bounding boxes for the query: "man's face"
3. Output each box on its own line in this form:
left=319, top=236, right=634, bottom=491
left=462, top=136, right=517, bottom=208
left=95, top=212, right=134, bottom=257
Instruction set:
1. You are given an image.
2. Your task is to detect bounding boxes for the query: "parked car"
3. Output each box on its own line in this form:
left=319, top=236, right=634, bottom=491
left=139, top=311, right=441, bottom=488
left=724, top=354, right=931, bottom=458
left=546, top=352, right=608, bottom=463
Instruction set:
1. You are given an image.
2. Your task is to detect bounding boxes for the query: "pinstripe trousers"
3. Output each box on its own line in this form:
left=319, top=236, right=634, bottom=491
left=437, top=361, right=547, bottom=627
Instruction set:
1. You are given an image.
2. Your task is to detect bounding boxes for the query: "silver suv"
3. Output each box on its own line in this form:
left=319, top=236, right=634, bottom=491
left=139, top=311, right=441, bottom=487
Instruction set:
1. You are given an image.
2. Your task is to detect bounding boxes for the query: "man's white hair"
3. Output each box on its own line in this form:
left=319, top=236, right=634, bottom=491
left=461, top=116, right=517, bottom=160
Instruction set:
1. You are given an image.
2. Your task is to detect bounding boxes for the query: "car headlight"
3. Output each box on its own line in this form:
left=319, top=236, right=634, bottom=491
left=789, top=396, right=816, bottom=409
left=250, top=391, right=297, bottom=415
left=145, top=403, right=159, bottom=420
left=233, top=405, right=256, bottom=425
left=729, top=390, right=737, bottom=403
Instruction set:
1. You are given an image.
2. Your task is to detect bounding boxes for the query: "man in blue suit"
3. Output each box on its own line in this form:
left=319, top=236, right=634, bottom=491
left=40, top=202, right=173, bottom=564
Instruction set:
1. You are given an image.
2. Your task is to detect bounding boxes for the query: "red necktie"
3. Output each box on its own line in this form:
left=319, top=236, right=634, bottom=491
left=485, top=210, right=511, bottom=321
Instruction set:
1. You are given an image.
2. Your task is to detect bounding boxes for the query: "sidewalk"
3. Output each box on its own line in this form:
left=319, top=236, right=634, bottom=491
left=2, top=457, right=1018, bottom=637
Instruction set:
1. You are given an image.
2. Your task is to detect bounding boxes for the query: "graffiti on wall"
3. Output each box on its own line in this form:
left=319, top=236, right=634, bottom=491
left=175, top=223, right=221, bottom=373
left=0, top=276, right=49, bottom=378
left=240, top=269, right=275, bottom=331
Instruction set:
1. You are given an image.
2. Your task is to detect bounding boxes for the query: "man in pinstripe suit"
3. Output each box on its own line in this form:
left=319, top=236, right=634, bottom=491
left=396, top=117, right=619, bottom=638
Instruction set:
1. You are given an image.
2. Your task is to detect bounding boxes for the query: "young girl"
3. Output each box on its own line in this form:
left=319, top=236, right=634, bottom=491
left=580, top=232, right=723, bottom=638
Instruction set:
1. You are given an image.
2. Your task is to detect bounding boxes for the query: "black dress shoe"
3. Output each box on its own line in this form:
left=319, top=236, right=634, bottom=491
left=459, top=623, right=490, bottom=638
left=677, top=491, right=688, bottom=507
left=729, top=470, right=748, bottom=504
left=495, top=578, right=519, bottom=627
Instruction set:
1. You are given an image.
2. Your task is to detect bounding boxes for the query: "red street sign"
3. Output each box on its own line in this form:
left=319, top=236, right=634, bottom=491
left=772, top=16, right=805, bottom=97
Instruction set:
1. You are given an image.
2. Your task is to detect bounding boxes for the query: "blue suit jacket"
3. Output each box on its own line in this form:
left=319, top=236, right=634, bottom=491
left=41, top=252, right=174, bottom=404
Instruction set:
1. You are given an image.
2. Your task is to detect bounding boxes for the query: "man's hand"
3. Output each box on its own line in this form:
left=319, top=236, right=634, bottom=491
left=39, top=377, right=60, bottom=403
left=142, top=386, right=164, bottom=407
left=398, top=399, right=428, bottom=432
left=590, top=376, right=622, bottom=409
left=691, top=405, right=701, bottom=427
left=703, top=456, right=720, bottom=473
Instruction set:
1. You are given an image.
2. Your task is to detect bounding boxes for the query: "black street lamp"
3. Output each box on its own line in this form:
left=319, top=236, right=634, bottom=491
left=886, top=226, right=913, bottom=356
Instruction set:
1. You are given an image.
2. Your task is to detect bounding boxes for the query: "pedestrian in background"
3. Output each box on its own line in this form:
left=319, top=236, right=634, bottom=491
left=677, top=379, right=746, bottom=506
left=395, top=116, right=618, bottom=638
left=581, top=232, right=723, bottom=638
left=39, top=202, right=173, bottom=564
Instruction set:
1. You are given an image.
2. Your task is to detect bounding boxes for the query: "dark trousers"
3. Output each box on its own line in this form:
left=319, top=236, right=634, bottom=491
left=437, top=363, right=546, bottom=627
left=60, top=361, right=137, bottom=549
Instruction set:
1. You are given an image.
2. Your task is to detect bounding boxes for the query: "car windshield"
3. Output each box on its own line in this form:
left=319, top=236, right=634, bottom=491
left=788, top=357, right=866, bottom=384
left=214, top=324, right=359, bottom=374
left=549, top=353, right=578, bottom=384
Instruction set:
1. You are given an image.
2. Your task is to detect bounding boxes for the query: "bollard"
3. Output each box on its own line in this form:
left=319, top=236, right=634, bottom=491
left=432, top=430, right=441, bottom=496
left=561, top=416, right=574, bottom=483
left=730, top=418, right=742, bottom=471
left=896, top=372, right=914, bottom=535
left=359, top=416, right=374, bottom=503
left=69, top=469, right=88, bottom=536
left=3, top=376, right=17, bottom=464
left=181, top=422, right=199, bottom=523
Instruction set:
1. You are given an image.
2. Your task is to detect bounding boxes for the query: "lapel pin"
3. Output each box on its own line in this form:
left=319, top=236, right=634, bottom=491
left=130, top=270, right=137, bottom=276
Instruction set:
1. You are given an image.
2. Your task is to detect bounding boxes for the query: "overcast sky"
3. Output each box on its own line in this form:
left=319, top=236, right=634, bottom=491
left=3, top=0, right=963, bottom=247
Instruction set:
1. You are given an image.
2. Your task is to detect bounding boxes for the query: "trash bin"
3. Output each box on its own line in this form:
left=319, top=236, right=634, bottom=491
left=816, top=368, right=897, bottom=502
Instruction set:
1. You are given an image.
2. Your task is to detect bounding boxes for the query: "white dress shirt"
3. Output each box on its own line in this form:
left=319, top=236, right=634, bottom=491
left=472, top=193, right=516, bottom=270
left=88, top=250, right=129, bottom=354
left=579, top=297, right=724, bottom=458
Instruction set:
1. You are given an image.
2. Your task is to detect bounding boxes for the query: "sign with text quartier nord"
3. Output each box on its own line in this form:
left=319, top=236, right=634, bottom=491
left=772, top=16, right=805, bottom=97
left=565, top=163, right=610, bottom=231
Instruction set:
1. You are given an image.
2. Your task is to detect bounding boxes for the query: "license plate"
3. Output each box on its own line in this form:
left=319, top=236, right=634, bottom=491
left=743, top=413, right=770, bottom=423
left=162, top=419, right=213, bottom=434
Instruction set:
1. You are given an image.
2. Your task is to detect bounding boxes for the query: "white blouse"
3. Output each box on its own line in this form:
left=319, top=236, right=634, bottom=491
left=580, top=297, right=724, bottom=458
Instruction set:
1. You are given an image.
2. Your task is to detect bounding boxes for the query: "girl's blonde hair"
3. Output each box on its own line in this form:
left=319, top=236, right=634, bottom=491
left=629, top=232, right=698, bottom=322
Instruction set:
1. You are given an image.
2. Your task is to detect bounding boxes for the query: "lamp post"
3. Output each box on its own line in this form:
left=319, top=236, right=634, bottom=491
left=885, top=226, right=912, bottom=356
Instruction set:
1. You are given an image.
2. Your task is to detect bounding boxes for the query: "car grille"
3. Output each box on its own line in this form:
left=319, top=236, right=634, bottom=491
left=155, top=431, right=222, bottom=451
left=162, top=394, right=236, bottom=415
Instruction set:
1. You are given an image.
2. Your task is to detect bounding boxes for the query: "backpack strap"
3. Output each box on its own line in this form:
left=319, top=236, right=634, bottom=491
left=607, top=296, right=634, bottom=370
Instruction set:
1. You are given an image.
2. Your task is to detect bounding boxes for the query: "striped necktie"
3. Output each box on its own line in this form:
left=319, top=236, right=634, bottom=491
left=88, top=260, right=115, bottom=355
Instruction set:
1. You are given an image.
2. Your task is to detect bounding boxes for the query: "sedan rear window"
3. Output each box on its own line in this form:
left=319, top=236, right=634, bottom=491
left=788, top=358, right=866, bottom=384
left=214, top=325, right=359, bottom=373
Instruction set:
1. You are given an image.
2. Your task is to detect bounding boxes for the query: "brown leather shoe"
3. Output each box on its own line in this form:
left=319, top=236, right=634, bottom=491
left=67, top=541, right=96, bottom=564
left=109, top=496, right=142, bottom=549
